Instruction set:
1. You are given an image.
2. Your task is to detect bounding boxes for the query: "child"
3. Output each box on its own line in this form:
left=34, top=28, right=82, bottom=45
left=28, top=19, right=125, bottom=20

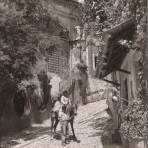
left=52, top=96, right=61, bottom=114
left=59, top=105, right=69, bottom=146
left=61, top=90, right=71, bottom=107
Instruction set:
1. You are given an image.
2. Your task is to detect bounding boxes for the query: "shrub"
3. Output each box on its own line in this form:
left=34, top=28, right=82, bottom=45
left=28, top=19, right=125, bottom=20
left=120, top=98, right=147, bottom=139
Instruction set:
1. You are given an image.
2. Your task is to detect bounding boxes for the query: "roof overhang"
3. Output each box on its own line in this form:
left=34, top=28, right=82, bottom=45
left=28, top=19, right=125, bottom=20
left=96, top=18, right=136, bottom=79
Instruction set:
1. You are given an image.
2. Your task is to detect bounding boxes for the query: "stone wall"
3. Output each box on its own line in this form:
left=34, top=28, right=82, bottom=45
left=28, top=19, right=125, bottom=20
left=87, top=77, right=107, bottom=103
left=47, top=0, right=81, bottom=40
left=46, top=0, right=81, bottom=96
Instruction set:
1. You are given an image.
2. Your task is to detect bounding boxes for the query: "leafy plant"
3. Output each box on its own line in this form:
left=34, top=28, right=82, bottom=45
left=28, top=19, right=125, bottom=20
left=0, top=0, right=66, bottom=118
left=120, top=98, right=147, bottom=139
left=82, top=0, right=147, bottom=139
left=82, top=0, right=146, bottom=55
left=0, top=13, right=38, bottom=83
left=0, top=0, right=67, bottom=86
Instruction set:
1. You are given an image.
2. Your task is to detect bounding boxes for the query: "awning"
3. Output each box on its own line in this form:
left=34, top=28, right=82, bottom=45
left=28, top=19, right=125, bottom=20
left=102, top=17, right=136, bottom=40
left=96, top=18, right=136, bottom=79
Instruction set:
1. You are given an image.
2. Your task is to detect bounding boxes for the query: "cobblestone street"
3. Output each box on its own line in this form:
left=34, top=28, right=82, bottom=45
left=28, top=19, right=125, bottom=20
left=1, top=99, right=118, bottom=148
left=0, top=0, right=146, bottom=148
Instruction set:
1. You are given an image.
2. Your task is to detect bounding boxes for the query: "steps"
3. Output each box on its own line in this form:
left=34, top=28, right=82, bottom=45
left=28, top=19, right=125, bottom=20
left=87, top=77, right=107, bottom=103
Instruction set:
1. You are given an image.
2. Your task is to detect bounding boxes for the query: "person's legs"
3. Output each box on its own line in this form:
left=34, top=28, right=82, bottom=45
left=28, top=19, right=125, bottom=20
left=53, top=112, right=59, bottom=133
left=66, top=123, right=70, bottom=144
left=61, top=122, right=66, bottom=146
left=53, top=119, right=59, bottom=133
left=66, top=123, right=69, bottom=137
left=70, top=119, right=77, bottom=140
left=51, top=111, right=55, bottom=135
left=61, top=121, right=68, bottom=146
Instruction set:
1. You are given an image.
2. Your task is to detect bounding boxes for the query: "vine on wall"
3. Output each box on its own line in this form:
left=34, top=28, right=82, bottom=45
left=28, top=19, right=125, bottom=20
left=82, top=0, right=147, bottom=139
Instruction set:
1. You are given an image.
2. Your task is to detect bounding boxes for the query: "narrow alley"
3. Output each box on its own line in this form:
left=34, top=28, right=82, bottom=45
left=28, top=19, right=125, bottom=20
left=0, top=0, right=147, bottom=148
left=1, top=99, right=121, bottom=148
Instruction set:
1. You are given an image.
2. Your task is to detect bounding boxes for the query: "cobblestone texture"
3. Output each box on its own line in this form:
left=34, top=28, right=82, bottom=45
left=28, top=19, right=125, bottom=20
left=1, top=100, right=114, bottom=148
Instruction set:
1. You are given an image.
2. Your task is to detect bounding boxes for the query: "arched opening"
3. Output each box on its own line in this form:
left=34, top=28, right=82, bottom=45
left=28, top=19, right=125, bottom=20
left=13, top=90, right=26, bottom=118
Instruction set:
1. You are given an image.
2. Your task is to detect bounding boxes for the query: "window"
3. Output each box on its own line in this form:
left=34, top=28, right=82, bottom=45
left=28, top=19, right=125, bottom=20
left=48, top=50, right=68, bottom=74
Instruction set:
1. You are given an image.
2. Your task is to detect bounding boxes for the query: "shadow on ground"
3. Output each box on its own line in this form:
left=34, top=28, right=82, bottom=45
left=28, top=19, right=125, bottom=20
left=53, top=131, right=81, bottom=144
left=80, top=108, right=123, bottom=148
left=1, top=125, right=81, bottom=147
left=0, top=125, right=51, bottom=147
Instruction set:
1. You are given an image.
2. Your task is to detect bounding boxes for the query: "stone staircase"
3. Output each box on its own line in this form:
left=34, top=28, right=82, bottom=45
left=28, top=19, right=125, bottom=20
left=87, top=77, right=107, bottom=103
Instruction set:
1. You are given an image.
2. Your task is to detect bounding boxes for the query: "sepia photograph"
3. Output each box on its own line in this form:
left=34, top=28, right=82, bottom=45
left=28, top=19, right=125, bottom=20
left=0, top=0, right=147, bottom=148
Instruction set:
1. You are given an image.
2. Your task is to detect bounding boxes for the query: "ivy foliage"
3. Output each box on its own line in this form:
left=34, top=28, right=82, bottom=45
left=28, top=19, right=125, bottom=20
left=82, top=0, right=146, bottom=52
left=82, top=0, right=147, bottom=139
left=0, top=10, right=38, bottom=82
left=83, top=0, right=145, bottom=31
left=120, top=98, right=147, bottom=139
left=0, top=0, right=67, bottom=86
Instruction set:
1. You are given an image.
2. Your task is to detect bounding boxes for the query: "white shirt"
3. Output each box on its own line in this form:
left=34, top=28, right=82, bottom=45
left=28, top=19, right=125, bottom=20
left=61, top=96, right=70, bottom=105
left=52, top=101, right=61, bottom=112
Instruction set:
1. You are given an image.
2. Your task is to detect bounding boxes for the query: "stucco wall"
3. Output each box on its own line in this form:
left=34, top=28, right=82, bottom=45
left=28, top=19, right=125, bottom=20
left=104, top=50, right=141, bottom=102
left=120, top=50, right=141, bottom=101
left=47, top=0, right=81, bottom=40
left=45, top=0, right=81, bottom=96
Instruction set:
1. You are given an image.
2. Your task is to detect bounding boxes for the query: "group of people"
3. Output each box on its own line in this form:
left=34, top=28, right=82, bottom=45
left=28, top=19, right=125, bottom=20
left=51, top=90, right=72, bottom=146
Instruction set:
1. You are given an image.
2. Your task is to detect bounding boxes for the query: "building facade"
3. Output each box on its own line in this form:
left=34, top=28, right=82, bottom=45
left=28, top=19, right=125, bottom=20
left=0, top=0, right=82, bottom=134
left=43, top=0, right=81, bottom=96
left=96, top=18, right=140, bottom=129
left=69, top=24, right=107, bottom=103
